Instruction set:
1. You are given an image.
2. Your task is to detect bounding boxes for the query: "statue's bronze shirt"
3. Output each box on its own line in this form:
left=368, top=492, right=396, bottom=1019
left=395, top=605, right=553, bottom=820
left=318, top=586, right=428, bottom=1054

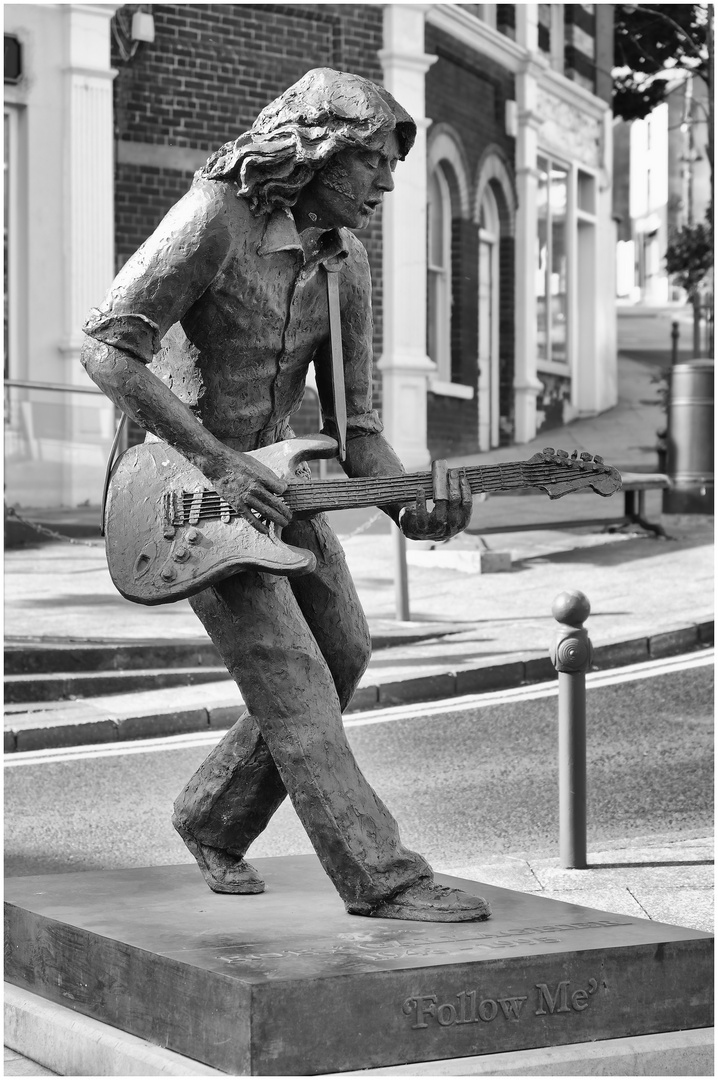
left=83, top=177, right=382, bottom=445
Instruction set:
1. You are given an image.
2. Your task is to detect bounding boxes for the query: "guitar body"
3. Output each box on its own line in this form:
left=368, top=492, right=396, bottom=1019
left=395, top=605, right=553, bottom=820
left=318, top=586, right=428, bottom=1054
left=105, top=435, right=338, bottom=606
left=105, top=432, right=621, bottom=607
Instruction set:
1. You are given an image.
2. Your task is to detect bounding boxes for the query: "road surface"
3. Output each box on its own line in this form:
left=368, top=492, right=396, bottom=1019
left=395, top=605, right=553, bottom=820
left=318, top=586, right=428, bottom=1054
left=5, top=652, right=713, bottom=879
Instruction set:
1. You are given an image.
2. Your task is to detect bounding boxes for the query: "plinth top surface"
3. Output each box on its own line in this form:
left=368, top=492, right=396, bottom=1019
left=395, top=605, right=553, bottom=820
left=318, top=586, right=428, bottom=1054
left=5, top=856, right=711, bottom=986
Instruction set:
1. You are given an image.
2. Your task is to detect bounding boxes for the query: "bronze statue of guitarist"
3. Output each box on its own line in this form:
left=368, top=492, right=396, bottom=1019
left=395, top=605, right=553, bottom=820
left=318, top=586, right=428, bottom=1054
left=81, top=68, right=491, bottom=922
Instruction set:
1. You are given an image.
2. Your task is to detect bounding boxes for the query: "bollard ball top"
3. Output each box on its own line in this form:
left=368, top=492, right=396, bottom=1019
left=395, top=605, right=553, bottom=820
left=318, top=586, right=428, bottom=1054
left=552, top=589, right=590, bottom=627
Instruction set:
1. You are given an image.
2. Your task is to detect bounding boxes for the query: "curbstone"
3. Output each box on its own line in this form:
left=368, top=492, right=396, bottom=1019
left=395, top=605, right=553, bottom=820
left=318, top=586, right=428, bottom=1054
left=14, top=718, right=118, bottom=753
left=698, top=620, right=714, bottom=645
left=378, top=672, right=456, bottom=707
left=592, top=638, right=649, bottom=669
left=524, top=656, right=557, bottom=683
left=649, top=624, right=699, bottom=659
left=208, top=705, right=242, bottom=729
left=5, top=668, right=231, bottom=705
left=347, top=685, right=379, bottom=713
left=4, top=729, right=17, bottom=754
left=455, top=661, right=525, bottom=695
left=115, top=709, right=210, bottom=742
left=3, top=640, right=223, bottom=675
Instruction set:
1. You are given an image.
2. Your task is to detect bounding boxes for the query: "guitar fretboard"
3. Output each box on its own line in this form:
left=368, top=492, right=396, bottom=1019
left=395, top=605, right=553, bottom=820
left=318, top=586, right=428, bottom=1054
left=169, top=456, right=610, bottom=524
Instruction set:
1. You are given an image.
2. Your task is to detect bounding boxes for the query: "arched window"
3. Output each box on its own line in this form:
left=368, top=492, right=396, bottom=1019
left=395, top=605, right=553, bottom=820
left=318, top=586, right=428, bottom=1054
left=427, top=166, right=452, bottom=381
left=478, top=184, right=501, bottom=449
left=475, top=148, right=516, bottom=449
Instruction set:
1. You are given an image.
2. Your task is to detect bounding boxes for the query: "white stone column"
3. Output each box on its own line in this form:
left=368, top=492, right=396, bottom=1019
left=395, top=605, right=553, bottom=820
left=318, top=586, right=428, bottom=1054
left=62, top=4, right=118, bottom=504
left=61, top=3, right=118, bottom=372
left=595, top=106, right=617, bottom=413
left=513, top=56, right=544, bottom=443
left=377, top=3, right=437, bottom=469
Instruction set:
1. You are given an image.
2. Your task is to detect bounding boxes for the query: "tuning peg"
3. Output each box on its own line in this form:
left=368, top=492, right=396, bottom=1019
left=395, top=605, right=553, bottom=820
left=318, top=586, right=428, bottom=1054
left=580, top=452, right=592, bottom=461
left=570, top=450, right=578, bottom=459
left=543, top=447, right=555, bottom=456
left=594, top=454, right=604, bottom=464
left=556, top=449, right=569, bottom=459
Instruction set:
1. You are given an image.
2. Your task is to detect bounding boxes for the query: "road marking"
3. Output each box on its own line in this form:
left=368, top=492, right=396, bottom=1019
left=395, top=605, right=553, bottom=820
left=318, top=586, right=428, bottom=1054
left=5, top=649, right=713, bottom=768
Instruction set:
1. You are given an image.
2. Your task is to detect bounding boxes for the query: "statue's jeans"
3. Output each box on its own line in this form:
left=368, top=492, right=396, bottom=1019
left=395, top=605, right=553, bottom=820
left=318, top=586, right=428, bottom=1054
left=173, top=512, right=430, bottom=908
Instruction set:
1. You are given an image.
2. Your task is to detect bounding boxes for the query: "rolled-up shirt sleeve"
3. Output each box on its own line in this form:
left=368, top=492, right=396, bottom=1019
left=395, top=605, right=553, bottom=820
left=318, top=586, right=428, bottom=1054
left=316, top=236, right=383, bottom=441
left=82, top=179, right=232, bottom=363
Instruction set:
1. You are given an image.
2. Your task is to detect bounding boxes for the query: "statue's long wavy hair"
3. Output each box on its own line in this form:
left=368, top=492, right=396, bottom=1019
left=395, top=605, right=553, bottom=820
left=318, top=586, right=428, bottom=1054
left=198, top=68, right=416, bottom=214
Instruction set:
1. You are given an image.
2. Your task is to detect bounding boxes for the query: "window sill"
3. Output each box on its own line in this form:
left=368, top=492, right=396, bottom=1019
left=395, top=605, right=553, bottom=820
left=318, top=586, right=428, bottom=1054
left=537, top=361, right=571, bottom=378
left=428, top=378, right=475, bottom=400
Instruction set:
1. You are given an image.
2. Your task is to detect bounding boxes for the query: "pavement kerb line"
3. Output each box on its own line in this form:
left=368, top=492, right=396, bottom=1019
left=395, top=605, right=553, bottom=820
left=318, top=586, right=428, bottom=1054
left=4, top=621, right=713, bottom=754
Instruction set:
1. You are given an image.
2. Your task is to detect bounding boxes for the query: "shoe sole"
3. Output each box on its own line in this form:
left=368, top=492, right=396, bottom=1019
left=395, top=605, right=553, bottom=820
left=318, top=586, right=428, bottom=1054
left=173, top=818, right=265, bottom=895
left=352, top=902, right=491, bottom=922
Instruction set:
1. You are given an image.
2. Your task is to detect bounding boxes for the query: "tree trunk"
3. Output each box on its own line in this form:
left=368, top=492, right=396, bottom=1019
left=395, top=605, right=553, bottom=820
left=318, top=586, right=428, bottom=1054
left=691, top=291, right=702, bottom=357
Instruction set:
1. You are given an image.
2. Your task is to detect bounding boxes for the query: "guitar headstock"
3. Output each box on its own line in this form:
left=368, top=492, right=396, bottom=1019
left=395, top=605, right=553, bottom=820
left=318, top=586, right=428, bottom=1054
left=528, top=448, right=622, bottom=499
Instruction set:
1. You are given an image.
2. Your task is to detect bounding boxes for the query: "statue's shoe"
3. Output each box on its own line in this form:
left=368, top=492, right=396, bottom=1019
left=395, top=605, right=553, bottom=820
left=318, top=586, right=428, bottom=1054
left=172, top=816, right=265, bottom=895
left=347, top=879, right=491, bottom=922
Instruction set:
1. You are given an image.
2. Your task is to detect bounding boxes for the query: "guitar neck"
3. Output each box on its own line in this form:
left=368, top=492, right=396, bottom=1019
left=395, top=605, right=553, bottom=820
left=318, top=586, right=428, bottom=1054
left=285, top=461, right=552, bottom=515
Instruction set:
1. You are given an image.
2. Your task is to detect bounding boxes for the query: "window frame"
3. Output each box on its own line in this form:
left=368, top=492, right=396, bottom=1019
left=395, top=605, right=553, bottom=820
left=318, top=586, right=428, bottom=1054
left=536, top=151, right=570, bottom=371
left=4, top=104, right=20, bottom=383
left=427, top=164, right=453, bottom=383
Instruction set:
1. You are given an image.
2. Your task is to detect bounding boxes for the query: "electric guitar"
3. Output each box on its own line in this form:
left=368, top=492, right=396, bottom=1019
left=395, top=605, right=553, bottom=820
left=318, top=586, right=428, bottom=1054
left=104, top=434, right=622, bottom=606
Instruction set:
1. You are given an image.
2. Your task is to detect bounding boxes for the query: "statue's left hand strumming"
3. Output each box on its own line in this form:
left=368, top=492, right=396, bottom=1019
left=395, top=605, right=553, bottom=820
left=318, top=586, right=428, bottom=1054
left=399, top=461, right=473, bottom=542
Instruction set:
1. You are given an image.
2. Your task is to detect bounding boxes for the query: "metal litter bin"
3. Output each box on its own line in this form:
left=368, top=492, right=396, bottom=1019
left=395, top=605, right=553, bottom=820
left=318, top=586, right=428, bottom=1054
left=663, top=359, right=714, bottom=514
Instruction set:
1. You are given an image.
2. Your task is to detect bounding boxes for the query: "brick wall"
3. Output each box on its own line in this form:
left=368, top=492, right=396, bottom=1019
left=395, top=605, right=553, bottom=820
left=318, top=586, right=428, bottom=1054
left=425, top=23, right=516, bottom=456
left=110, top=3, right=386, bottom=406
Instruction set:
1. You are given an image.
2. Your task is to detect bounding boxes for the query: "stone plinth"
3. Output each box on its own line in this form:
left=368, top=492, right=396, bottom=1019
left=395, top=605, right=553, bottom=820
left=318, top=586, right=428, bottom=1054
left=4, top=855, right=713, bottom=1075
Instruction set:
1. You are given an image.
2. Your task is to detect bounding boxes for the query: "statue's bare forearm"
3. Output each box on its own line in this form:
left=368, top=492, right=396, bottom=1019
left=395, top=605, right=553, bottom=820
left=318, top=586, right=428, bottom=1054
left=80, top=337, right=291, bottom=530
left=81, top=338, right=235, bottom=480
left=342, top=431, right=406, bottom=525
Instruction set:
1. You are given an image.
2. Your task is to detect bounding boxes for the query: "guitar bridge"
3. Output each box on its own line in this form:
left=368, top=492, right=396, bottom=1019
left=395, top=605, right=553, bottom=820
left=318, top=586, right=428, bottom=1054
left=162, top=490, right=180, bottom=526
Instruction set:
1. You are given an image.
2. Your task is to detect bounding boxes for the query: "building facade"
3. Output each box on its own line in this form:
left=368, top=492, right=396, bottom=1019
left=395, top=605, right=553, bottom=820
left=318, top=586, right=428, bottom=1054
left=614, top=74, right=712, bottom=306
left=5, top=3, right=617, bottom=506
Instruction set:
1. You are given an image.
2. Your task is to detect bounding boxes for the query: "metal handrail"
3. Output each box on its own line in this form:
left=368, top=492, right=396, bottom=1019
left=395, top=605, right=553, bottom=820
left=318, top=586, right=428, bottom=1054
left=4, top=379, right=103, bottom=395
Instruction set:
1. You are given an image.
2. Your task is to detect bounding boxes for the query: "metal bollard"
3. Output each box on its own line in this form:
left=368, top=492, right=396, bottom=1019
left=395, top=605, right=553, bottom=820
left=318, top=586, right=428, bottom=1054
left=549, top=590, right=592, bottom=869
left=393, top=526, right=410, bottom=621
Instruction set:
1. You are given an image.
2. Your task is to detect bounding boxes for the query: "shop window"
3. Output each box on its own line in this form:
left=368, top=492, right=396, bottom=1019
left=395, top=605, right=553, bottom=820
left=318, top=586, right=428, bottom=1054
left=538, top=6, right=565, bottom=72
left=427, top=167, right=453, bottom=381
left=496, top=5, right=515, bottom=39
left=473, top=5, right=497, bottom=29
left=538, top=5, right=552, bottom=53
left=536, top=155, right=569, bottom=365
left=577, top=169, right=596, bottom=215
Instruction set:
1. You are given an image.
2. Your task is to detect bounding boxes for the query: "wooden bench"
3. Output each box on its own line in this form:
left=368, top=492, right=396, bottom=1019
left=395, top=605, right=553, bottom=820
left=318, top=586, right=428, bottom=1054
left=471, top=472, right=672, bottom=539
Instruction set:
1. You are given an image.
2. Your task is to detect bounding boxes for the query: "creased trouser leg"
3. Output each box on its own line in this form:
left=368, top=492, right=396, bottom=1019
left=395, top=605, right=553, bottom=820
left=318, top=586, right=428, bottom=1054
left=172, top=707, right=287, bottom=858
left=174, top=515, right=430, bottom=907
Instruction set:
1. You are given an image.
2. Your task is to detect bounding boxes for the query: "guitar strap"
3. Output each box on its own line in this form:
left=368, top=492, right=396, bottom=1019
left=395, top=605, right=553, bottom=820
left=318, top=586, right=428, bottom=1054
left=325, top=266, right=347, bottom=462
left=100, top=410, right=128, bottom=536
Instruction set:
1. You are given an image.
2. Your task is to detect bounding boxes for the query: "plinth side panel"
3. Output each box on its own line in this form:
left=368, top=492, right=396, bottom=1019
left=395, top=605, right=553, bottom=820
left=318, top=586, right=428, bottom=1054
left=4, top=905, right=252, bottom=1075
left=250, top=943, right=713, bottom=1074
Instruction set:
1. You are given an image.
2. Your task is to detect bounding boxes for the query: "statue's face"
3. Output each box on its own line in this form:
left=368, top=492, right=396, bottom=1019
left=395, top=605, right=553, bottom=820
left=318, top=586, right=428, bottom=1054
left=294, top=130, right=400, bottom=231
